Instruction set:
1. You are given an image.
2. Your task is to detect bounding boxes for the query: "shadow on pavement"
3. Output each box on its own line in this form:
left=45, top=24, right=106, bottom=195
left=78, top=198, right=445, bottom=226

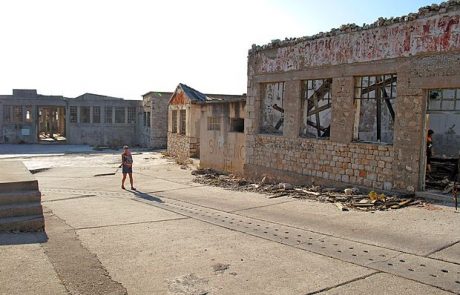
left=130, top=190, right=164, bottom=203
left=0, top=232, right=48, bottom=246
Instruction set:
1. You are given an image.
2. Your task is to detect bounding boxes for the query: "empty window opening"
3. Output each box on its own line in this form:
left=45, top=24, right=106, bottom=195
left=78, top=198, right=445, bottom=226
left=230, top=118, right=244, bottom=133
left=354, top=74, right=397, bottom=144
left=128, top=107, right=136, bottom=124
left=179, top=110, right=186, bottom=135
left=13, top=106, right=23, bottom=123
left=301, top=79, right=332, bottom=138
left=80, top=106, right=90, bottom=123
left=207, top=117, right=220, bottom=131
left=38, top=107, right=66, bottom=143
left=260, top=82, right=285, bottom=134
left=25, top=106, right=32, bottom=122
left=425, top=89, right=460, bottom=192
left=93, top=106, right=101, bottom=123
left=105, top=106, right=113, bottom=124
left=115, top=107, right=125, bottom=124
left=171, top=110, right=178, bottom=133
left=3, top=105, right=12, bottom=123
left=69, top=106, right=78, bottom=123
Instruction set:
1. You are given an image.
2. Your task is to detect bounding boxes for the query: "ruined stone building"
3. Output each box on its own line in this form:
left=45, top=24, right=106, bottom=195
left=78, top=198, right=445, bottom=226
left=167, top=83, right=246, bottom=162
left=138, top=91, right=172, bottom=149
left=0, top=89, right=168, bottom=147
left=244, top=2, right=460, bottom=193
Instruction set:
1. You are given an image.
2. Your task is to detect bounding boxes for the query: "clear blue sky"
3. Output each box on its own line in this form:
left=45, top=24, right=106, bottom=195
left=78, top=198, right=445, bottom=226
left=0, top=0, right=443, bottom=99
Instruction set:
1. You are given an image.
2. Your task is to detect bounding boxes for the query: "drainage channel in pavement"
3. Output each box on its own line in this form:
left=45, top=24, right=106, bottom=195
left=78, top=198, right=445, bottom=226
left=43, top=188, right=460, bottom=294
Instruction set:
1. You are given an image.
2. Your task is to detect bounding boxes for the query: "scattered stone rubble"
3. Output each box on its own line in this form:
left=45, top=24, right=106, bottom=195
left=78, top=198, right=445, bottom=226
left=249, top=0, right=460, bottom=54
left=192, top=169, right=426, bottom=212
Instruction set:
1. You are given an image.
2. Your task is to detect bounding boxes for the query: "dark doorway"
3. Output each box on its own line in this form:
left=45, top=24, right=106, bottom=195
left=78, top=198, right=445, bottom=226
left=38, top=107, right=66, bottom=143
left=423, top=89, right=460, bottom=193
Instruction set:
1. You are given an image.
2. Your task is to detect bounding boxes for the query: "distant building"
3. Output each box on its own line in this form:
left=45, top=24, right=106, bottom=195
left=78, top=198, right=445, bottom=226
left=0, top=89, right=139, bottom=146
left=167, top=83, right=246, bottom=170
left=139, top=91, right=173, bottom=149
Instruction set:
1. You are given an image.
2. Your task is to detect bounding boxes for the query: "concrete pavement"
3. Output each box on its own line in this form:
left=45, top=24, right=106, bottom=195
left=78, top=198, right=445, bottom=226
left=0, top=150, right=459, bottom=294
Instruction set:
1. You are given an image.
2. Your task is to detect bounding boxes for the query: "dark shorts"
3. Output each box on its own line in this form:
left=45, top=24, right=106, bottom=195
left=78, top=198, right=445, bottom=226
left=122, top=165, right=132, bottom=174
left=427, top=150, right=432, bottom=164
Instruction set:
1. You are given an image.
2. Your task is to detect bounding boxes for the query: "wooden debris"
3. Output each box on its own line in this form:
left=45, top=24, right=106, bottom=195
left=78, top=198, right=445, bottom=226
left=335, top=203, right=348, bottom=211
left=192, top=169, right=424, bottom=212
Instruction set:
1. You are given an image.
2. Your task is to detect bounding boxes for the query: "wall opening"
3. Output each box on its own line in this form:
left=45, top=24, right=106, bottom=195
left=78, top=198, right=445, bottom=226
left=423, top=88, right=460, bottom=193
left=230, top=118, right=244, bottom=133
left=115, top=107, right=125, bottom=124
left=301, top=79, right=332, bottom=138
left=171, top=110, right=178, bottom=133
left=38, top=106, right=66, bottom=143
left=353, top=74, right=397, bottom=144
left=179, top=110, right=186, bottom=135
left=93, top=106, right=101, bottom=123
left=260, top=82, right=285, bottom=135
left=80, top=106, right=90, bottom=123
left=207, top=116, right=220, bottom=131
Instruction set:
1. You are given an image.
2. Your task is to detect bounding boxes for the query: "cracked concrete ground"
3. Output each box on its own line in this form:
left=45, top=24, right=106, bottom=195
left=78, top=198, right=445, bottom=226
left=0, top=147, right=459, bottom=294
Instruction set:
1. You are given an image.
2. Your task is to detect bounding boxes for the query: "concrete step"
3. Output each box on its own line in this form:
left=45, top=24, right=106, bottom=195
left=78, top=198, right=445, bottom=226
left=0, top=215, right=45, bottom=232
left=0, top=202, right=43, bottom=219
left=0, top=190, right=41, bottom=206
left=0, top=180, right=39, bottom=193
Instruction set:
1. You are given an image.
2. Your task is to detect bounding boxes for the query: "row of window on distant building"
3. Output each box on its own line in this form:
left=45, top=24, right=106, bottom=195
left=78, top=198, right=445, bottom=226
left=69, top=106, right=137, bottom=124
left=2, top=106, right=138, bottom=125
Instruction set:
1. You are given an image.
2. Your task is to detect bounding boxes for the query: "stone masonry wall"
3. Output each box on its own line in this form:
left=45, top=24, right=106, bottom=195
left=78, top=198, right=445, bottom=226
left=167, top=132, right=191, bottom=160
left=248, top=136, right=394, bottom=190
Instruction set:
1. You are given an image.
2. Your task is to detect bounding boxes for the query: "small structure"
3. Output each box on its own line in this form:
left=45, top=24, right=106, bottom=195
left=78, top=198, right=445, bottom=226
left=199, top=97, right=246, bottom=175
left=167, top=83, right=246, bottom=166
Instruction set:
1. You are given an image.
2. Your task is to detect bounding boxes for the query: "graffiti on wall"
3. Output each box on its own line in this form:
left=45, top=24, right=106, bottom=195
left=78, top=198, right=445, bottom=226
left=255, top=14, right=460, bottom=73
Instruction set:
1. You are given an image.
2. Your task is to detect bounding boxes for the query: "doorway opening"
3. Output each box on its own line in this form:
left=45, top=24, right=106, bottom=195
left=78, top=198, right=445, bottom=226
left=423, top=89, right=460, bottom=194
left=38, top=106, right=66, bottom=143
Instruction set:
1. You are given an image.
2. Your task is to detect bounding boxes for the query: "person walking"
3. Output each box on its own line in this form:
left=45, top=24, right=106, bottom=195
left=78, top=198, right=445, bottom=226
left=121, top=145, right=136, bottom=190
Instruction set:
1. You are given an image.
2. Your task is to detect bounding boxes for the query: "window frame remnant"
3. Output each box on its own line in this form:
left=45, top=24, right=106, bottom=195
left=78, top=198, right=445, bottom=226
left=207, top=116, right=220, bottom=131
left=171, top=110, right=178, bottom=133
left=93, top=106, right=101, bottom=123
left=301, top=78, right=332, bottom=139
left=13, top=106, right=23, bottom=123
left=115, top=107, right=125, bottom=124
left=354, top=74, right=397, bottom=144
left=127, top=107, right=136, bottom=124
left=3, top=105, right=12, bottom=123
left=69, top=106, right=78, bottom=123
left=80, top=106, right=90, bottom=123
left=230, top=118, right=244, bottom=133
left=260, top=82, right=285, bottom=135
left=179, top=109, right=186, bottom=135
left=427, top=89, right=460, bottom=112
left=105, top=106, right=113, bottom=124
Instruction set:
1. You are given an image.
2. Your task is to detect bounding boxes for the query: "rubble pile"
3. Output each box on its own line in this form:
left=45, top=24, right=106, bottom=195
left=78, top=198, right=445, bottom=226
left=192, top=169, right=425, bottom=212
left=426, top=159, right=459, bottom=193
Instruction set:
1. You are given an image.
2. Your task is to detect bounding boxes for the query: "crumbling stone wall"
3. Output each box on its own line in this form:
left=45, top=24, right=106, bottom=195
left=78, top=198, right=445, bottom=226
left=167, top=132, right=192, bottom=160
left=245, top=2, right=460, bottom=192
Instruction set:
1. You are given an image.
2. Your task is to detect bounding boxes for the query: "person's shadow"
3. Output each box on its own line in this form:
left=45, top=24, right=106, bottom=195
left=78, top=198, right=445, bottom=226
left=130, top=190, right=164, bottom=203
